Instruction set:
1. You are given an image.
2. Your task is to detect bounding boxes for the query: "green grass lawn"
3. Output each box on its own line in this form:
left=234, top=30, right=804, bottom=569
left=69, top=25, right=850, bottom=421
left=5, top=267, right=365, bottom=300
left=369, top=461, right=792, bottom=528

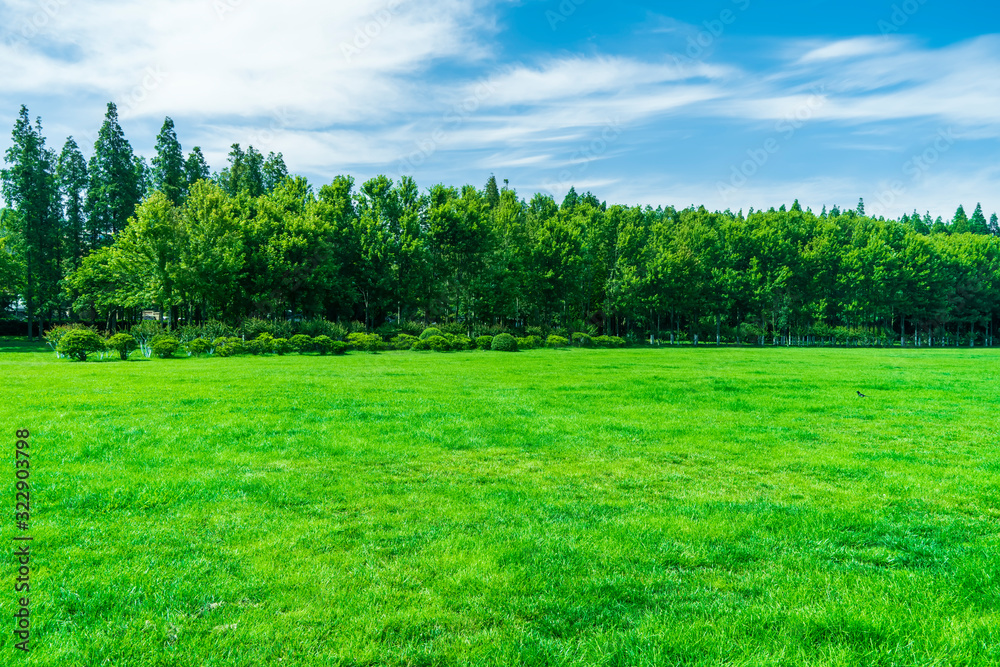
left=2, top=342, right=999, bottom=666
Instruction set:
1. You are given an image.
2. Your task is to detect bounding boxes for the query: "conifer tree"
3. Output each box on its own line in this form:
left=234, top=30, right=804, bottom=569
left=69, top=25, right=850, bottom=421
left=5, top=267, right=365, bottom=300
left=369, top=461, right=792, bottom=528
left=1, top=106, right=60, bottom=338
left=184, top=147, right=211, bottom=189
left=85, top=102, right=141, bottom=247
left=969, top=203, right=988, bottom=234
left=151, top=117, right=186, bottom=205
left=56, top=137, right=88, bottom=272
left=951, top=204, right=969, bottom=233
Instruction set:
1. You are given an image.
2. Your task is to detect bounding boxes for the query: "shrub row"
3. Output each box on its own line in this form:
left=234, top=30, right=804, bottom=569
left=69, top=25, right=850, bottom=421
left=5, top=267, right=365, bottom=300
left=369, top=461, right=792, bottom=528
left=47, top=325, right=628, bottom=361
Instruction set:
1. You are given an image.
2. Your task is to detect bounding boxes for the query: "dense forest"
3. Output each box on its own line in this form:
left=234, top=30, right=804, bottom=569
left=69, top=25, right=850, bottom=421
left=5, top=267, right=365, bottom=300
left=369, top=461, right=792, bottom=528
left=3, top=102, right=1000, bottom=346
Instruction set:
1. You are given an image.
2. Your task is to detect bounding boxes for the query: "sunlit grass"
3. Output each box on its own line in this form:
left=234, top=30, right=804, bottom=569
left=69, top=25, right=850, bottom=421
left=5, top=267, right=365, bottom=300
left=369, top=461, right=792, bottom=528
left=1, top=341, right=998, bottom=666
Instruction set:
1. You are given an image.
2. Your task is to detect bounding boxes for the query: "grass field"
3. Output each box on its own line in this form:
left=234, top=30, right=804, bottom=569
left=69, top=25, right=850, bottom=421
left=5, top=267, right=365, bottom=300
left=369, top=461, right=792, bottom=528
left=1, top=342, right=998, bottom=666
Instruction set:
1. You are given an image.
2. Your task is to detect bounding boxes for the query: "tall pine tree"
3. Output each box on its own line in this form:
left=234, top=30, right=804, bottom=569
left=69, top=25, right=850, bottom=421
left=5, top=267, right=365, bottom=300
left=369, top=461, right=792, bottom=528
left=151, top=117, right=186, bottom=205
left=969, top=203, right=988, bottom=234
left=951, top=204, right=969, bottom=233
left=1, top=107, right=60, bottom=338
left=56, top=137, right=88, bottom=273
left=185, top=147, right=211, bottom=189
left=85, top=102, right=141, bottom=248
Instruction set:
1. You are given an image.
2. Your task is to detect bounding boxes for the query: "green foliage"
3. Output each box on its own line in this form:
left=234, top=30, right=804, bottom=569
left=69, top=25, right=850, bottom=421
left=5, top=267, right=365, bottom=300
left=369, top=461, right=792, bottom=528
left=390, top=334, right=419, bottom=350
left=272, top=338, right=291, bottom=355
left=546, top=335, right=569, bottom=348
left=593, top=335, right=626, bottom=348
left=313, top=336, right=347, bottom=355
left=57, top=329, right=105, bottom=361
left=347, top=333, right=383, bottom=353
left=491, top=333, right=518, bottom=352
left=151, top=336, right=180, bottom=359
left=517, top=335, right=543, bottom=349
left=451, top=334, right=475, bottom=350
left=419, top=327, right=443, bottom=340
left=298, top=319, right=347, bottom=341
left=186, top=338, right=210, bottom=357
left=289, top=334, right=313, bottom=354
left=106, top=333, right=138, bottom=360
left=246, top=333, right=275, bottom=355
left=476, top=335, right=494, bottom=350
left=412, top=336, right=453, bottom=352
left=572, top=332, right=593, bottom=348
left=426, top=335, right=452, bottom=352
left=213, top=337, right=245, bottom=357
left=44, top=324, right=87, bottom=352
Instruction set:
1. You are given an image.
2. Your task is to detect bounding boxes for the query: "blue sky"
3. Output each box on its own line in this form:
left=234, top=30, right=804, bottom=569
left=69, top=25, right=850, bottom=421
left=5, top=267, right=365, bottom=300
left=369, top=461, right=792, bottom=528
left=1, top=0, right=998, bottom=220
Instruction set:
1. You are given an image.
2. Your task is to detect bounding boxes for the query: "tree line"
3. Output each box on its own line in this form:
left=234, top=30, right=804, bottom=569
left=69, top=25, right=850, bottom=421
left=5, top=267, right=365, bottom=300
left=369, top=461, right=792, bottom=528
left=3, top=102, right=1000, bottom=347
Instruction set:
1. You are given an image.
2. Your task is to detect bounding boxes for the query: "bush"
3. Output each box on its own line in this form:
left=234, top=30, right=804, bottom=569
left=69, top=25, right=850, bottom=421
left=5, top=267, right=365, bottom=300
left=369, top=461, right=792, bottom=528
left=452, top=334, right=475, bottom=350
left=517, top=335, right=543, bottom=349
left=106, top=333, right=138, bottom=360
left=299, top=319, right=348, bottom=341
left=593, top=335, right=626, bottom=348
left=572, top=332, right=593, bottom=348
left=290, top=334, right=313, bottom=354
left=214, top=337, right=246, bottom=357
left=152, top=336, right=180, bottom=359
left=58, top=329, right=106, bottom=362
left=246, top=333, right=275, bottom=355
left=546, top=335, right=569, bottom=348
left=476, top=335, right=494, bottom=350
left=185, top=338, right=211, bottom=357
left=426, top=335, right=452, bottom=352
left=314, top=336, right=348, bottom=355
left=492, top=333, right=518, bottom=352
left=272, top=338, right=292, bottom=355
left=390, top=334, right=419, bottom=350
left=419, top=327, right=443, bottom=340
left=347, top=332, right=384, bottom=353
left=45, top=324, right=88, bottom=353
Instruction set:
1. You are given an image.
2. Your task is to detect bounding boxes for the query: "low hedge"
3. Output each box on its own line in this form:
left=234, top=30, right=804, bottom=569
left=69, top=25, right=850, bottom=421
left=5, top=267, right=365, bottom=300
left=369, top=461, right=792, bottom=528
left=476, top=335, right=494, bottom=350
left=546, top=335, right=569, bottom=348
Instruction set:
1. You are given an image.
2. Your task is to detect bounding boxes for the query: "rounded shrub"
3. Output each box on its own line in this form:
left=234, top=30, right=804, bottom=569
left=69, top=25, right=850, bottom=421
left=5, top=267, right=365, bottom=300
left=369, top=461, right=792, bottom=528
left=390, top=334, right=419, bottom=350
left=419, top=327, right=443, bottom=340
left=57, top=329, right=106, bottom=362
left=289, top=334, right=313, bottom=354
left=451, top=334, right=474, bottom=350
left=272, top=338, right=292, bottom=355
left=594, top=335, right=626, bottom=348
left=106, top=333, right=138, bottom=360
left=476, top=335, right=494, bottom=350
left=426, top=335, right=452, bottom=352
left=152, top=336, right=180, bottom=359
left=186, top=338, right=211, bottom=357
left=315, top=336, right=348, bottom=355
left=572, top=332, right=593, bottom=348
left=491, top=333, right=518, bottom=352
left=347, top=332, right=384, bottom=353
left=215, top=337, right=246, bottom=357
left=546, top=335, right=569, bottom=348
